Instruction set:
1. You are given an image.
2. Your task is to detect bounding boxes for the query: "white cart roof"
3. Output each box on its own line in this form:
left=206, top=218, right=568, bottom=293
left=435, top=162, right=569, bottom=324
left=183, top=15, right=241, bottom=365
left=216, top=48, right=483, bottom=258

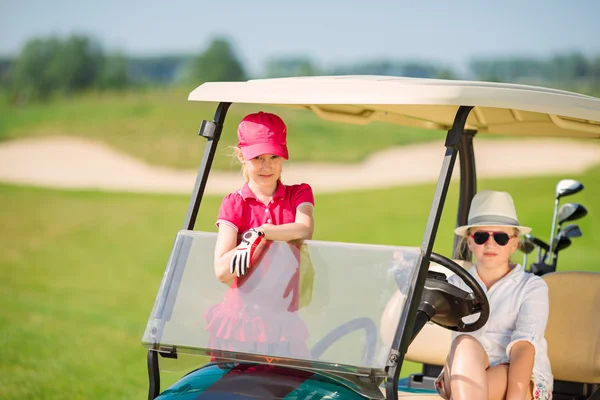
left=189, top=76, right=600, bottom=138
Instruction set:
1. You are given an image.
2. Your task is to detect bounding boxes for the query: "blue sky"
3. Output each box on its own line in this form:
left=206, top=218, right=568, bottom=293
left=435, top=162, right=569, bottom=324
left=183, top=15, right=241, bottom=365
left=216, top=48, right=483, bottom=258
left=1, top=0, right=599, bottom=76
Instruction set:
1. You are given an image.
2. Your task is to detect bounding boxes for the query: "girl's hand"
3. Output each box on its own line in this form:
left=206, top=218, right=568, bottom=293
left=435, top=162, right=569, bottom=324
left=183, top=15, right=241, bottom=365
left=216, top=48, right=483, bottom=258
left=258, top=223, right=273, bottom=234
left=257, top=203, right=314, bottom=242
left=229, top=228, right=266, bottom=277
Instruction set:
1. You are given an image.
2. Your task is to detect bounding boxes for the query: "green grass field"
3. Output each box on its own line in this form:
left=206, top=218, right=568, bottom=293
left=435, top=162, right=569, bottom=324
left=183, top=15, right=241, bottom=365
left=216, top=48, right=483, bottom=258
left=1, top=163, right=599, bottom=399
left=0, top=87, right=451, bottom=171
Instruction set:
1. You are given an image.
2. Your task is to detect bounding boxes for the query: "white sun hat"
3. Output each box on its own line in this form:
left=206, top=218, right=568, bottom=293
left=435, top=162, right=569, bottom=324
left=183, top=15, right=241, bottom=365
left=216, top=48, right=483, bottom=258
left=454, top=190, right=532, bottom=236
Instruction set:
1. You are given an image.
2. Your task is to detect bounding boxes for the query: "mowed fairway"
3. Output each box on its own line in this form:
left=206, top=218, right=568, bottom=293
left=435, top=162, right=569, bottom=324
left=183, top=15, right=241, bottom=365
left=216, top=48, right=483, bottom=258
left=1, top=166, right=599, bottom=399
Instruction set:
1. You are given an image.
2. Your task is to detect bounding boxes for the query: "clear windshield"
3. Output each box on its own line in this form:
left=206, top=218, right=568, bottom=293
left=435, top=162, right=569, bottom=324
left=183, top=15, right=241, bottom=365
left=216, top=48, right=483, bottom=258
left=142, top=231, right=420, bottom=378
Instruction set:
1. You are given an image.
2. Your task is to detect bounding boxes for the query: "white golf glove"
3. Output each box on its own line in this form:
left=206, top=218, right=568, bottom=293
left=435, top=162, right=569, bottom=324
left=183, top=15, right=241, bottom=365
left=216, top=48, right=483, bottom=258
left=229, top=228, right=266, bottom=277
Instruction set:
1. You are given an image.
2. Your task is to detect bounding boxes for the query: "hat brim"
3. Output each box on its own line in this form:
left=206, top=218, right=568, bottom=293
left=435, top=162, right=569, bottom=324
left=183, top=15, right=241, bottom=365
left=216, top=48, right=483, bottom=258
left=240, top=143, right=288, bottom=160
left=455, top=223, right=532, bottom=236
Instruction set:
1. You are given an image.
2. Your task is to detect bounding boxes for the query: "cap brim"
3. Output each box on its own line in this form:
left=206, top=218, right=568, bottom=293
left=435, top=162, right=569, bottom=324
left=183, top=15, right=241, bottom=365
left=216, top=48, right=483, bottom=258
left=240, top=143, right=288, bottom=160
left=455, top=223, right=532, bottom=236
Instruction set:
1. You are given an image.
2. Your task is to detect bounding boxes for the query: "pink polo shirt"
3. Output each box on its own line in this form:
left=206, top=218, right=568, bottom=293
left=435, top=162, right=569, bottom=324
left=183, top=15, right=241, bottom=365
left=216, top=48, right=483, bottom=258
left=216, top=181, right=314, bottom=233
left=206, top=181, right=315, bottom=357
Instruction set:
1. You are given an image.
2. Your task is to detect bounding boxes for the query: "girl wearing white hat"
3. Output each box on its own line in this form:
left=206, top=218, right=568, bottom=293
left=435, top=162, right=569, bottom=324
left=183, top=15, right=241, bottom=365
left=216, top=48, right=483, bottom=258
left=435, top=190, right=553, bottom=400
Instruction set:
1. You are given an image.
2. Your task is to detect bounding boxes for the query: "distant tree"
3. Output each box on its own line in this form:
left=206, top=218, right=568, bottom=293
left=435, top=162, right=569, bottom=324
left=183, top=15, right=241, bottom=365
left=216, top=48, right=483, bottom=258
left=10, top=34, right=108, bottom=102
left=186, top=37, right=246, bottom=83
left=591, top=56, right=600, bottom=85
left=0, top=57, right=14, bottom=89
left=547, top=52, right=589, bottom=82
left=329, top=60, right=405, bottom=76
left=11, top=37, right=63, bottom=100
left=435, top=68, right=457, bottom=80
left=401, top=62, right=439, bottom=78
left=265, top=57, right=318, bottom=78
left=329, top=60, right=441, bottom=78
left=97, top=53, right=130, bottom=89
left=55, top=35, right=104, bottom=92
left=128, top=55, right=190, bottom=84
left=469, top=53, right=597, bottom=86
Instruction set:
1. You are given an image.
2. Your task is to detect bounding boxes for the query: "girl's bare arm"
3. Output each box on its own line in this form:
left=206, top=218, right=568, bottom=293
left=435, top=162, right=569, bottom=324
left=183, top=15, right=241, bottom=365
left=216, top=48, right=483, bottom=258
left=259, top=204, right=314, bottom=242
left=506, top=279, right=548, bottom=399
left=507, top=341, right=535, bottom=399
left=213, top=224, right=239, bottom=283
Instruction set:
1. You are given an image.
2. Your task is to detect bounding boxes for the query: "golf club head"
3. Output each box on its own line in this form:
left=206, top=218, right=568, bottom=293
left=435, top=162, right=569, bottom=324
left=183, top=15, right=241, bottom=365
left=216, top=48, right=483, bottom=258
left=557, top=203, right=588, bottom=225
left=560, top=224, right=583, bottom=239
left=524, top=234, right=549, bottom=252
left=519, top=239, right=535, bottom=254
left=556, top=179, right=584, bottom=199
left=554, top=236, right=572, bottom=252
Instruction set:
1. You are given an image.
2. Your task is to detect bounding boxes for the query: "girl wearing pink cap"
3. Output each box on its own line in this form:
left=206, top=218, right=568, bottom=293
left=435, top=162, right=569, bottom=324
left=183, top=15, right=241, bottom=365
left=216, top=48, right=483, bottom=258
left=205, top=111, right=315, bottom=359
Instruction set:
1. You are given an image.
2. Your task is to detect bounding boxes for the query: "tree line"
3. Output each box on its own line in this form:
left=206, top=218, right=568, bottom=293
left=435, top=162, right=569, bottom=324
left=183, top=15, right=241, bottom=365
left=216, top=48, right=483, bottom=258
left=1, top=35, right=129, bottom=103
left=1, top=34, right=598, bottom=104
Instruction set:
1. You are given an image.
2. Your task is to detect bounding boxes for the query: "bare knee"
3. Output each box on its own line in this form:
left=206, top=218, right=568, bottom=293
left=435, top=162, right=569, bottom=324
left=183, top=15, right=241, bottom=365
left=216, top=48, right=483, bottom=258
left=443, top=335, right=490, bottom=400
left=450, top=334, right=488, bottom=365
left=452, top=334, right=480, bottom=348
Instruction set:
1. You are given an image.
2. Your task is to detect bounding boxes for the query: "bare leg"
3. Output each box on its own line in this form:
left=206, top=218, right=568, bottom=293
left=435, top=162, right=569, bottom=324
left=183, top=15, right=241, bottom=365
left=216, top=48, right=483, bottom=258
left=443, top=334, right=490, bottom=400
left=486, top=364, right=508, bottom=400
left=486, top=364, right=534, bottom=400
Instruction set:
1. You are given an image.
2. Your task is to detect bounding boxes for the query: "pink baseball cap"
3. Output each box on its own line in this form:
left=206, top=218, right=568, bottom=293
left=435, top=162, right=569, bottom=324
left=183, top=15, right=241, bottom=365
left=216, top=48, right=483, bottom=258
left=237, top=111, right=289, bottom=160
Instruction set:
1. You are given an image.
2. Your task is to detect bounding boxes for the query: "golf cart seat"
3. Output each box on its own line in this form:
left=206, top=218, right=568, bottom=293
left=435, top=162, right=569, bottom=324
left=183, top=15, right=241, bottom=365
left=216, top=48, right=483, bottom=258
left=543, top=271, right=600, bottom=399
left=384, top=270, right=600, bottom=399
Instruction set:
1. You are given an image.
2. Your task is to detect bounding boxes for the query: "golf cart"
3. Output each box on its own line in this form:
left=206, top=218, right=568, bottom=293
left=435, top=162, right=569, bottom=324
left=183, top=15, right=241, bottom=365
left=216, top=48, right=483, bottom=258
left=142, top=77, right=600, bottom=399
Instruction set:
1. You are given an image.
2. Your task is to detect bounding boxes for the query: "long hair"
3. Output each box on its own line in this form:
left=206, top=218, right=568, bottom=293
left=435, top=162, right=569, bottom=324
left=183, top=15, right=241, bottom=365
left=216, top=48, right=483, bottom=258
left=224, top=146, right=249, bottom=182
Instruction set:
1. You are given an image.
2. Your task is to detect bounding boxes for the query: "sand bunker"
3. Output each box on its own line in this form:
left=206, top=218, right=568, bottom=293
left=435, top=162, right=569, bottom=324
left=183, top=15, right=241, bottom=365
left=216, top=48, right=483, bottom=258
left=0, top=136, right=599, bottom=195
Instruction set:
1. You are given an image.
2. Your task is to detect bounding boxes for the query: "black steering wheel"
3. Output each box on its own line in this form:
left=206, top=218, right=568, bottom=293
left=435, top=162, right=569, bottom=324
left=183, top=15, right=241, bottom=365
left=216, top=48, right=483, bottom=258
left=421, top=253, right=490, bottom=332
left=310, top=317, right=377, bottom=366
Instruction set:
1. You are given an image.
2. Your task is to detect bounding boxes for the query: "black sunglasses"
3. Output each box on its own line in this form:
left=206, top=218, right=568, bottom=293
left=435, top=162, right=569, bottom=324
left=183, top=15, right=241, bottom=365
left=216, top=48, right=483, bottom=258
left=470, top=231, right=515, bottom=246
